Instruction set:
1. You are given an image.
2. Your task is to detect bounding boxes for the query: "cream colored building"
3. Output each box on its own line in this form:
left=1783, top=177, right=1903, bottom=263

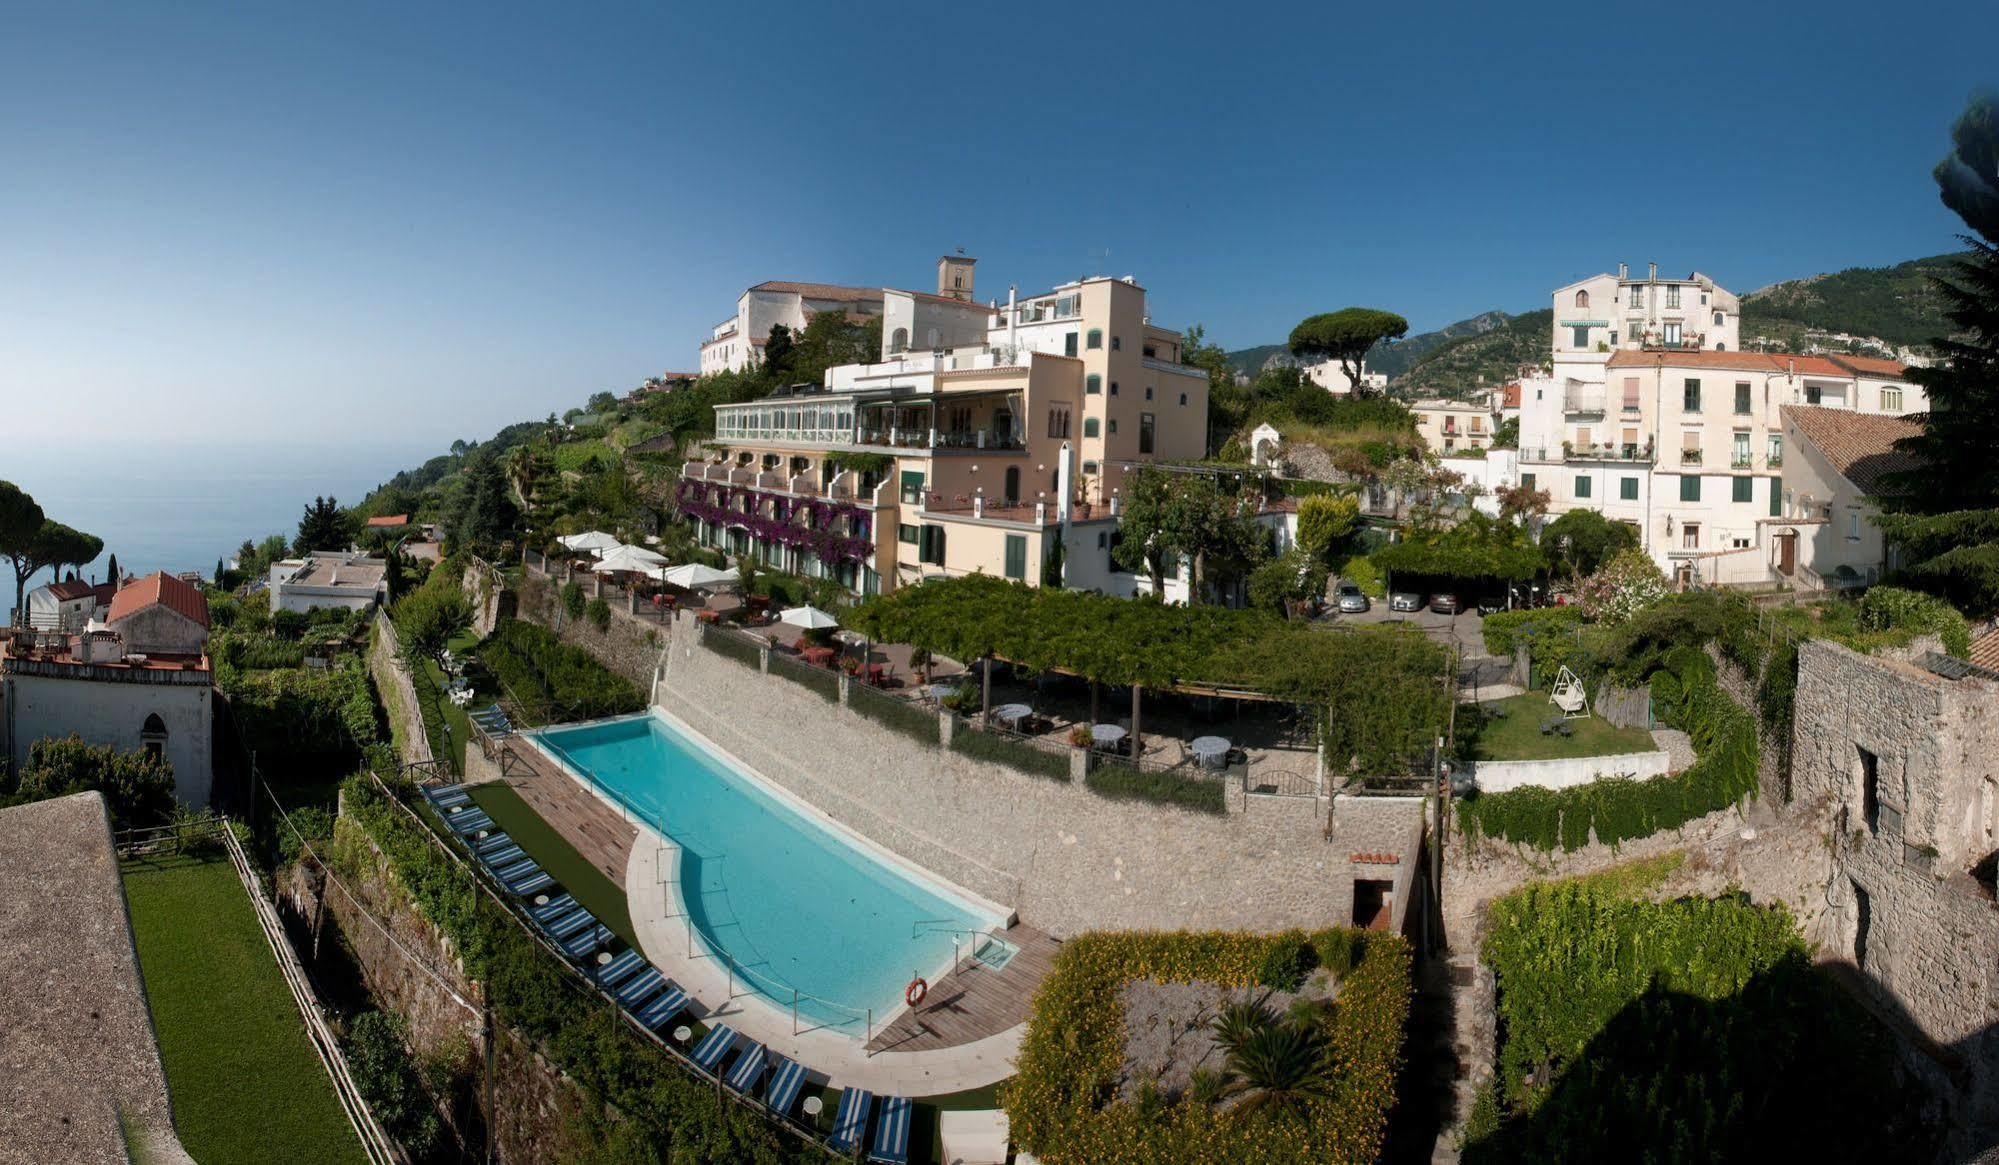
left=1411, top=398, right=1494, bottom=456
left=698, top=280, right=886, bottom=375
left=681, top=261, right=1210, bottom=594
left=1767, top=405, right=1922, bottom=590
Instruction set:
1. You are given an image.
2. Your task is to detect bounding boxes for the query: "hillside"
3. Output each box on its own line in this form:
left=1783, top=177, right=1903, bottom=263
left=1392, top=310, right=1552, bottom=397
left=1226, top=310, right=1511, bottom=380
left=1740, top=253, right=1963, bottom=354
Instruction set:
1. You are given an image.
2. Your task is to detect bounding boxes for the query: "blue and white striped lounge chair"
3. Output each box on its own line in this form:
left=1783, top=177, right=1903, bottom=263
left=502, top=866, right=554, bottom=896
left=867, top=1095, right=911, bottom=1164
left=724, top=1042, right=767, bottom=1095
left=689, top=1024, right=736, bottom=1073
left=762, top=1056, right=805, bottom=1119
left=529, top=894, right=578, bottom=925
left=424, top=784, right=472, bottom=809
left=442, top=807, right=493, bottom=835
left=490, top=856, right=539, bottom=884
left=559, top=922, right=614, bottom=961
left=470, top=706, right=513, bottom=735
left=827, top=1089, right=874, bottom=1156
left=632, top=983, right=688, bottom=1031
left=593, top=948, right=647, bottom=989
left=473, top=832, right=517, bottom=858
left=479, top=843, right=527, bottom=870
left=614, top=964, right=666, bottom=1007
left=543, top=905, right=596, bottom=940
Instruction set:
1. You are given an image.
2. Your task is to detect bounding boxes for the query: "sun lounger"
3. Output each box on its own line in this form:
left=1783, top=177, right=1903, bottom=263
left=633, top=984, right=689, bottom=1031
left=867, top=1095, right=912, bottom=1164
left=442, top=807, right=493, bottom=835
left=479, top=843, right=527, bottom=869
left=503, top=867, right=554, bottom=896
left=762, top=1056, right=805, bottom=1118
left=614, top=965, right=666, bottom=1007
left=828, top=1089, right=874, bottom=1156
left=424, top=784, right=472, bottom=809
left=593, top=948, right=647, bottom=989
left=543, top=905, right=597, bottom=940
left=725, top=1042, right=768, bottom=1094
left=559, top=922, right=613, bottom=960
left=529, top=894, right=578, bottom=925
left=490, top=855, right=539, bottom=883
left=473, top=832, right=517, bottom=857
left=689, top=1024, right=737, bottom=1073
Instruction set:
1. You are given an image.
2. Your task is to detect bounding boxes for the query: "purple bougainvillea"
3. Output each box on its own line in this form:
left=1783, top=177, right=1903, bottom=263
left=674, top=478, right=873, bottom=564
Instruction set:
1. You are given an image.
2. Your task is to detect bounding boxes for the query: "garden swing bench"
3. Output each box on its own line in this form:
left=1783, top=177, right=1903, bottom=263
left=1549, top=665, right=1591, bottom=720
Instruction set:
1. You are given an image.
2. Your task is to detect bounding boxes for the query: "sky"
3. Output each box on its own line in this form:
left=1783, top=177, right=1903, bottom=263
left=3, top=1, right=1994, bottom=453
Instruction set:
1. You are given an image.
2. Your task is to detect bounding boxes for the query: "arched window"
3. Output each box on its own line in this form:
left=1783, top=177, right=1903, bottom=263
left=889, top=327, right=909, bottom=354
left=1713, top=312, right=1724, bottom=327
left=1575, top=290, right=1590, bottom=309
left=1715, top=343, right=1726, bottom=351
left=141, top=713, right=167, bottom=763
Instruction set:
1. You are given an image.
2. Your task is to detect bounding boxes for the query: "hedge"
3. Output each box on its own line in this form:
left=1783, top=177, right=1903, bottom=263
left=848, top=688, right=940, bottom=745
left=1457, top=654, right=1757, bottom=853
left=1480, top=605, right=1584, bottom=659
left=1005, top=928, right=1408, bottom=1165
left=479, top=619, right=643, bottom=723
left=949, top=726, right=1070, bottom=781
left=335, top=777, right=806, bottom=1163
left=1084, top=760, right=1227, bottom=815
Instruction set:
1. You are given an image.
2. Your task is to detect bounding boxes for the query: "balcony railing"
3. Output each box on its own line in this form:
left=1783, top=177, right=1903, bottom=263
left=1520, top=445, right=1655, bottom=465
left=1730, top=453, right=1755, bottom=470
left=1563, top=388, right=1606, bottom=414
left=855, top=428, right=1024, bottom=452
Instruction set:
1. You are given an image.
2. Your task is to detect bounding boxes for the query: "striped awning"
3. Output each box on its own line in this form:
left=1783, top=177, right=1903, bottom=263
left=1559, top=320, right=1609, bottom=328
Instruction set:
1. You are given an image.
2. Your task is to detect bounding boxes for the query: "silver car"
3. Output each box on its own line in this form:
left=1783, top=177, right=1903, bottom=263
left=1336, top=583, right=1370, bottom=613
left=1389, top=591, right=1422, bottom=613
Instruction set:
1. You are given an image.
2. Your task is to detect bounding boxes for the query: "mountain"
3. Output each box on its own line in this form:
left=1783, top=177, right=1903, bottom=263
left=1740, top=253, right=1963, bottom=354
left=1224, top=310, right=1513, bottom=380
left=1392, top=310, right=1553, bottom=396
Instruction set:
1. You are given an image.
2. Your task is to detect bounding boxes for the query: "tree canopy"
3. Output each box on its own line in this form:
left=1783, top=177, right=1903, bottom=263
left=1110, top=467, right=1268, bottom=601
left=1287, top=309, right=1409, bottom=396
left=1541, top=509, right=1639, bottom=579
left=1374, top=511, right=1544, bottom=582
left=297, top=496, right=354, bottom=554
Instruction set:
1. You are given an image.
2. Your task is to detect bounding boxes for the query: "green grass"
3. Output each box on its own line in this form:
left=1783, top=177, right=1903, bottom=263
left=1468, top=694, right=1659, bottom=761
left=122, top=853, right=367, bottom=1165
left=467, top=782, right=637, bottom=949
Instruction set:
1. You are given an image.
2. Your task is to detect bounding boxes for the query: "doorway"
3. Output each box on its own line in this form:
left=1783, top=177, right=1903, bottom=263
left=1851, top=879, right=1871, bottom=971
left=1353, top=879, right=1393, bottom=931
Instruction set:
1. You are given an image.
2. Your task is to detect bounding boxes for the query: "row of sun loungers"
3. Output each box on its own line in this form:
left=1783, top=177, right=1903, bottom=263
left=417, top=780, right=909, bottom=1163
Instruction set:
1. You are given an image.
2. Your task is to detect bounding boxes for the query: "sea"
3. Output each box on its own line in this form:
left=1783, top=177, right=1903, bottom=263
left=2, top=440, right=443, bottom=590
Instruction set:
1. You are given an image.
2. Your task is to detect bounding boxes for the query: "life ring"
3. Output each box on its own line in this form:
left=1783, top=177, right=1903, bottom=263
left=905, top=977, right=928, bottom=1008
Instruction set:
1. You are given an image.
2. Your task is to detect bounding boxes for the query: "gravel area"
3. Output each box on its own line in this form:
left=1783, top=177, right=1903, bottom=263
left=1652, top=726, right=1696, bottom=772
left=1116, top=971, right=1338, bottom=1104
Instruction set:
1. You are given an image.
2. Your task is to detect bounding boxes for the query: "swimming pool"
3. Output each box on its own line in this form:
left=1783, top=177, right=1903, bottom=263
left=529, top=711, right=1005, bottom=1034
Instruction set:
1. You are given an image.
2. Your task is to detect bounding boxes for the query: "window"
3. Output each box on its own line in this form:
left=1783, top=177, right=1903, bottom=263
left=919, top=525, right=946, bottom=566
left=1620, top=477, right=1639, bottom=501
left=1577, top=426, right=1592, bottom=450
left=1610, top=331, right=1619, bottom=345
left=1806, top=385, right=1822, bottom=405
left=1860, top=747, right=1880, bottom=833
left=1139, top=413, right=1155, bottom=455
left=1047, top=407, right=1072, bottom=438
left=1004, top=466, right=1020, bottom=503
left=1004, top=534, right=1027, bottom=580
left=1086, top=374, right=1101, bottom=394
left=1570, top=326, right=1591, bottom=348
left=1575, top=290, right=1590, bottom=308
left=1683, top=379, right=1702, bottom=412
left=1519, top=472, right=1536, bottom=491
left=1082, top=459, right=1099, bottom=474
left=1179, top=393, right=1187, bottom=406
left=1109, top=381, right=1119, bottom=396
left=1108, top=419, right=1118, bottom=434
left=889, top=327, right=909, bottom=354
left=1714, top=311, right=1725, bottom=327
left=141, top=713, right=167, bottom=763
left=1682, top=522, right=1700, bottom=549
left=1848, top=510, right=1862, bottom=541
left=1882, top=387, right=1903, bottom=411
left=1111, top=336, right=1121, bottom=351
left=1733, top=476, right=1753, bottom=503
left=1574, top=475, right=1592, bottom=498
left=1666, top=284, right=1681, bottom=309
left=1734, top=382, right=1751, bottom=414
left=897, top=523, right=918, bottom=545
left=1083, top=417, right=1100, bottom=438
left=1629, top=286, right=1644, bottom=309
left=1097, top=531, right=1108, bottom=549
left=1680, top=475, right=1701, bottom=502
left=1770, top=484, right=1782, bottom=517
left=1064, top=332, right=1078, bottom=357
left=1144, top=386, right=1153, bottom=400
left=1664, top=322, right=1682, bottom=346
left=1086, top=328, right=1103, bottom=349
left=1768, top=434, right=1783, bottom=465
left=1142, top=344, right=1156, bottom=358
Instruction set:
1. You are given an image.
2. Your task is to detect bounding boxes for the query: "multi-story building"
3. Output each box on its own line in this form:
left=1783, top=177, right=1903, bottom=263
left=1520, top=264, right=1927, bottom=585
left=1304, top=359, right=1388, bottom=395
left=698, top=280, right=887, bottom=375
left=1768, top=405, right=1922, bottom=589
left=678, top=261, right=1211, bottom=595
left=1411, top=398, right=1494, bottom=456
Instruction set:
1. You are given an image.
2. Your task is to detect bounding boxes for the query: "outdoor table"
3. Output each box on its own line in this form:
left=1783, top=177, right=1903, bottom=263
left=865, top=664, right=887, bottom=686
left=1091, top=724, right=1128, bottom=747
left=1190, top=735, right=1231, bottom=768
left=992, top=703, right=1033, bottom=725
left=801, top=646, right=836, bottom=667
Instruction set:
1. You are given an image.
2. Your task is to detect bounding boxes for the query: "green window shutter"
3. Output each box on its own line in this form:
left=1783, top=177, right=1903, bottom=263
left=900, top=470, right=925, bottom=504
left=1520, top=472, right=1536, bottom=491
left=1086, top=329, right=1103, bottom=349
left=1574, top=475, right=1591, bottom=499
left=1084, top=417, right=1100, bottom=438
left=1732, top=476, right=1753, bottom=503
left=1769, top=482, right=1781, bottom=517
left=1086, top=374, right=1101, bottom=394
left=1620, top=477, right=1639, bottom=501
left=1680, top=475, right=1701, bottom=502
left=1004, top=535, right=1026, bottom=580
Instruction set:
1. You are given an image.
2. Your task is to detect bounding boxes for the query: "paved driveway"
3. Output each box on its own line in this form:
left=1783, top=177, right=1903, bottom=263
left=1326, top=602, right=1488, bottom=653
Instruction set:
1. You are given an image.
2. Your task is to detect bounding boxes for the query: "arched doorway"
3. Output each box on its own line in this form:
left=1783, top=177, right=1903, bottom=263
left=141, top=713, right=167, bottom=763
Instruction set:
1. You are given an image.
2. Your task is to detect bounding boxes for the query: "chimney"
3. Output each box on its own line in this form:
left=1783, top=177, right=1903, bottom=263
left=1618, top=262, right=1628, bottom=280
left=1648, top=262, right=1658, bottom=282
left=937, top=252, right=976, bottom=302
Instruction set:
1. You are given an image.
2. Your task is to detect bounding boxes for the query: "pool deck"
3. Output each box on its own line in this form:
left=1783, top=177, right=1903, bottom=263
left=490, top=742, right=636, bottom=889
left=865, top=924, right=1061, bottom=1055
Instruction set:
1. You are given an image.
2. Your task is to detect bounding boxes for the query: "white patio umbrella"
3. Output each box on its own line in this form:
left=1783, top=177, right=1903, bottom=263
left=777, top=605, right=840, bottom=631
left=558, top=530, right=621, bottom=555
left=590, top=544, right=669, bottom=574
left=662, top=563, right=740, bottom=590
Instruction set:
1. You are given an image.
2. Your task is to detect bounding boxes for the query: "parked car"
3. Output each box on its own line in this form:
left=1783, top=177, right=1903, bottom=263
left=1389, top=591, right=1422, bottom=613
left=1428, top=593, right=1462, bottom=615
left=1476, top=593, right=1507, bottom=615
left=1336, top=584, right=1370, bottom=614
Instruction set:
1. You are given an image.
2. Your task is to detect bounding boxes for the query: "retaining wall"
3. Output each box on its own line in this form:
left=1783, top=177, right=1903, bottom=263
left=1470, top=750, right=1671, bottom=794
left=368, top=612, right=433, bottom=767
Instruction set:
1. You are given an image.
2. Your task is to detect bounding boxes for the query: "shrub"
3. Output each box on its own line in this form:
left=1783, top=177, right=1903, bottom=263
left=1257, top=935, right=1319, bottom=992
left=276, top=805, right=333, bottom=868
left=585, top=597, right=611, bottom=631
left=1338, top=554, right=1385, bottom=598
left=9, top=735, right=176, bottom=829
left=1005, top=928, right=1408, bottom=1165
left=345, top=1011, right=441, bottom=1157
left=1481, top=605, right=1584, bottom=659
left=1084, top=761, right=1227, bottom=815
left=271, top=608, right=309, bottom=640
left=1859, top=585, right=1972, bottom=656
left=479, top=619, right=642, bottom=722
left=560, top=581, right=585, bottom=621
left=949, top=726, right=1069, bottom=781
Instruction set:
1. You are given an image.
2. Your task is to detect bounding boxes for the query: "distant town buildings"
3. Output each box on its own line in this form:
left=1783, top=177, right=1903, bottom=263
left=1303, top=359, right=1388, bottom=395
left=699, top=281, right=886, bottom=375
left=682, top=256, right=1212, bottom=596
left=1, top=572, right=214, bottom=806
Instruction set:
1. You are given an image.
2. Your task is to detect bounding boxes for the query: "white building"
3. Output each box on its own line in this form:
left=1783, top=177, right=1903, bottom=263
left=268, top=552, right=389, bottom=614
left=1768, top=405, right=1923, bottom=590
left=1303, top=359, right=1388, bottom=395
left=1519, top=264, right=1927, bottom=586
left=1, top=572, right=215, bottom=807
left=698, top=280, right=886, bottom=375
left=21, top=577, right=118, bottom=631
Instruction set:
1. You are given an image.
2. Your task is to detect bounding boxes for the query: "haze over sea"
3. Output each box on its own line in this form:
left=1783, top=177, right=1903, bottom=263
left=4, top=440, right=441, bottom=591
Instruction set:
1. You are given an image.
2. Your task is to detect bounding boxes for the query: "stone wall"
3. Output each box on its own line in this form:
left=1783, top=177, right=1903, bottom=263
left=1469, top=750, right=1670, bottom=794
left=1788, top=638, right=1999, bottom=1154
left=1705, top=643, right=1791, bottom=802
left=368, top=611, right=432, bottom=766
left=516, top=569, right=665, bottom=694
left=460, top=557, right=514, bottom=639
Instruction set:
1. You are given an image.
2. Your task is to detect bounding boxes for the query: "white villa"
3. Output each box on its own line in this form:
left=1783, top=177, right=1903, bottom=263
left=268, top=552, right=389, bottom=614
left=699, top=280, right=887, bottom=375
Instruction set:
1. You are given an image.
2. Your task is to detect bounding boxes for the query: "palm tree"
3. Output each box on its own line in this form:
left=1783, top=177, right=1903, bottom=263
left=1211, top=996, right=1275, bottom=1057
left=1222, top=1023, right=1331, bottom=1117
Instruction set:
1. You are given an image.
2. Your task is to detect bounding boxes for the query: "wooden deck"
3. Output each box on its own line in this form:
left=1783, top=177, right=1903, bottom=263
left=493, top=742, right=637, bottom=889
left=865, top=924, right=1062, bottom=1054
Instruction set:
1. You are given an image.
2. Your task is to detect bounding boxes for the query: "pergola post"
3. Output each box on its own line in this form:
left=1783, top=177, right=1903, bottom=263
left=1131, top=684, right=1143, bottom=760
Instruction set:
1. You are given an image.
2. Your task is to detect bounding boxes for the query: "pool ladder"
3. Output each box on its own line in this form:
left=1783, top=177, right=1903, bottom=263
left=912, top=921, right=1019, bottom=974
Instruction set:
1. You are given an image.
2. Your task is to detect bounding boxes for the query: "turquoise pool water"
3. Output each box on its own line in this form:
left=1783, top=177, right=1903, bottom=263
left=530, top=712, right=1002, bottom=1033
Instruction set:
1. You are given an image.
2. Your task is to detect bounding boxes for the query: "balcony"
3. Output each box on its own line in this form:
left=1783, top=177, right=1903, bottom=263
left=1680, top=449, right=1704, bottom=466
left=1730, top=453, right=1755, bottom=470
left=1520, top=444, right=1655, bottom=465
left=855, top=428, right=1025, bottom=453
left=1563, top=387, right=1606, bottom=414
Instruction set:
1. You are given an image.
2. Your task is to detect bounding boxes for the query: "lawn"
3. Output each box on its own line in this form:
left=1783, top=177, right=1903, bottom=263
left=1468, top=693, right=1658, bottom=761
left=122, top=852, right=366, bottom=1165
left=467, top=781, right=637, bottom=949
left=408, top=628, right=488, bottom=773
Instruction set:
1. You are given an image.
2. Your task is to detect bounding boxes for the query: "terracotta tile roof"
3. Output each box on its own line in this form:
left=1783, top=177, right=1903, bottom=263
left=1781, top=405, right=1923, bottom=495
left=888, top=287, right=996, bottom=312
left=748, top=281, right=883, bottom=303
left=1830, top=354, right=1910, bottom=379
left=1501, top=382, right=1521, bottom=408
left=45, top=579, right=97, bottom=602
left=365, top=514, right=409, bottom=528
left=1969, top=627, right=1999, bottom=674
left=1350, top=851, right=1403, bottom=864
left=105, top=571, right=210, bottom=630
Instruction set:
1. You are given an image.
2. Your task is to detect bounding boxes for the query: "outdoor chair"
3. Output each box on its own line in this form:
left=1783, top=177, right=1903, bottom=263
left=593, top=948, right=648, bottom=989
left=613, top=964, right=668, bottom=1009
left=544, top=905, right=599, bottom=941
left=632, top=983, right=689, bottom=1032
left=828, top=1089, right=875, bottom=1156
left=868, top=1096, right=912, bottom=1164
left=530, top=894, right=579, bottom=926
left=503, top=867, right=554, bottom=896
left=690, top=1024, right=738, bottom=1073
left=559, top=922, right=614, bottom=961
left=725, top=1041, right=769, bottom=1095
left=763, top=1056, right=806, bottom=1119
left=444, top=808, right=494, bottom=836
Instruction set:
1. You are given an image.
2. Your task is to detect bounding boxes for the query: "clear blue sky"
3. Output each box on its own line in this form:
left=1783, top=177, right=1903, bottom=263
left=3, top=2, right=1992, bottom=450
